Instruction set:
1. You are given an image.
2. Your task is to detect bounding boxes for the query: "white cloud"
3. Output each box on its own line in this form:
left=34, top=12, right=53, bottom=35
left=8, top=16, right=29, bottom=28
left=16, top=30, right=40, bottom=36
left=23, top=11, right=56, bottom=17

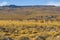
left=0, top=2, right=9, bottom=6
left=46, top=2, right=60, bottom=6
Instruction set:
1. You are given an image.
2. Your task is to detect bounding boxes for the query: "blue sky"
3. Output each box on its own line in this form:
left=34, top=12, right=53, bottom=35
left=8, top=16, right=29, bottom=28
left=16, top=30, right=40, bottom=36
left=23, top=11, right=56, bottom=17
left=0, top=0, right=60, bottom=6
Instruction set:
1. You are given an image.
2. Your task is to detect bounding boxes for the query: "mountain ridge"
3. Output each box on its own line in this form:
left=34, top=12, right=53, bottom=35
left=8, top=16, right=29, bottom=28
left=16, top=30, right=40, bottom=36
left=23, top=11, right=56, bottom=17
left=0, top=5, right=56, bottom=8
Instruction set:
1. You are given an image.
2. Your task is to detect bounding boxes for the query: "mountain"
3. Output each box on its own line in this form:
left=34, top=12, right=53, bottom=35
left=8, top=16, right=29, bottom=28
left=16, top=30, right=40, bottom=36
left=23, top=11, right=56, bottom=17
left=0, top=5, right=56, bottom=8
left=0, top=5, right=59, bottom=20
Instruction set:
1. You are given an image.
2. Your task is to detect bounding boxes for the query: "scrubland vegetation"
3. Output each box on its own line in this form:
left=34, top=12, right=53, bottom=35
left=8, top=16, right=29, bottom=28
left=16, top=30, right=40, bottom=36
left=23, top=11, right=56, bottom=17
left=0, top=6, right=60, bottom=40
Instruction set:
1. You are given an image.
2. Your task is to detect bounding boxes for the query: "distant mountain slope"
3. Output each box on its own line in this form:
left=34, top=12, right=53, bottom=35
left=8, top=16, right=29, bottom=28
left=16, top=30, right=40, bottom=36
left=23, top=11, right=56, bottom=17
left=0, top=5, right=56, bottom=8
left=0, top=5, right=60, bottom=20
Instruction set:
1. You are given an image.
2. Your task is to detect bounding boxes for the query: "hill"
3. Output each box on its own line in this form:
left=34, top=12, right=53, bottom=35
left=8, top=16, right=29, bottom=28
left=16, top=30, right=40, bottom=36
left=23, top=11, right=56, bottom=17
left=0, top=5, right=60, bottom=20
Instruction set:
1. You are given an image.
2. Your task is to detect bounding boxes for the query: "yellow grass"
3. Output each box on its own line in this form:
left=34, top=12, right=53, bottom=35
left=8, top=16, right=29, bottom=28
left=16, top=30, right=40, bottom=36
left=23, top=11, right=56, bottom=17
left=0, top=20, right=60, bottom=40
left=0, top=20, right=60, bottom=26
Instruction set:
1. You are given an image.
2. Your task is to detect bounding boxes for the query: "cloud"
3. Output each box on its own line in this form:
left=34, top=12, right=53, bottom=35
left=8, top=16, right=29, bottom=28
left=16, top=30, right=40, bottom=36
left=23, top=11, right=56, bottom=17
left=0, top=2, right=9, bottom=6
left=46, top=2, right=60, bottom=6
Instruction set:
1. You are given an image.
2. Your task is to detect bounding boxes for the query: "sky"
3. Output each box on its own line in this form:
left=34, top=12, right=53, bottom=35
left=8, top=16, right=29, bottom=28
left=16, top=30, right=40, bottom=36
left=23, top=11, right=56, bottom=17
left=0, top=0, right=60, bottom=6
